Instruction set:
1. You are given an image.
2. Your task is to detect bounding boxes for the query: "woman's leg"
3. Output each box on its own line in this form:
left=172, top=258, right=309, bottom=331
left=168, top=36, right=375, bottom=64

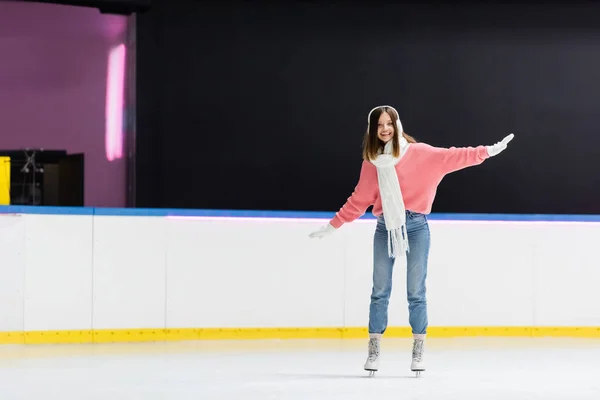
left=368, top=215, right=396, bottom=335
left=365, top=215, right=395, bottom=373
left=405, top=211, right=431, bottom=373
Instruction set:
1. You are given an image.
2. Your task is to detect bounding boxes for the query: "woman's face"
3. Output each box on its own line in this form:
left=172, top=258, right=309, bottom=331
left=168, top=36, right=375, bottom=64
left=377, top=111, right=395, bottom=143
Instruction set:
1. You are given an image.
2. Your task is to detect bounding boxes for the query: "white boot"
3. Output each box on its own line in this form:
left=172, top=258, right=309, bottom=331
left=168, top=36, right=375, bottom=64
left=364, top=334, right=381, bottom=375
left=411, top=338, right=425, bottom=376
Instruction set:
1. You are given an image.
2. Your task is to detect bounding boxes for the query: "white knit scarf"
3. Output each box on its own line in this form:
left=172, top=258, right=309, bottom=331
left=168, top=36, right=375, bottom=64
left=368, top=106, right=411, bottom=258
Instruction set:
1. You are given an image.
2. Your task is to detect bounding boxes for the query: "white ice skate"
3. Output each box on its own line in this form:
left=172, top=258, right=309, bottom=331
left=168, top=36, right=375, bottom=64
left=364, top=336, right=380, bottom=377
left=411, top=339, right=425, bottom=377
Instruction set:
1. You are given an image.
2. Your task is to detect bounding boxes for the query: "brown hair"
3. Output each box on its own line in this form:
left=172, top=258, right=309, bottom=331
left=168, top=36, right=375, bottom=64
left=362, top=106, right=416, bottom=161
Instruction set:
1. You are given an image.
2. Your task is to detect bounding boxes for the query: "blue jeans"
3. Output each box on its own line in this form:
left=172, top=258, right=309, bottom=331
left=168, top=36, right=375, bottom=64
left=369, top=211, right=430, bottom=335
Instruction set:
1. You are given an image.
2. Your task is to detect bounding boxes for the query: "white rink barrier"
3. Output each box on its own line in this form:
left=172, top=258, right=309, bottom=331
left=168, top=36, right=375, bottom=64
left=0, top=206, right=599, bottom=344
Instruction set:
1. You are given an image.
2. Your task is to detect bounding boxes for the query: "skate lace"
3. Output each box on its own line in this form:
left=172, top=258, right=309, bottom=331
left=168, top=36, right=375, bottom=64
left=368, top=338, right=380, bottom=361
left=412, top=339, right=424, bottom=362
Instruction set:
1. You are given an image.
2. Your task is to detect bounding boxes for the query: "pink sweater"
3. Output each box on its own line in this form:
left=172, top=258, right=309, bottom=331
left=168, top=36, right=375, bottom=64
left=330, top=143, right=490, bottom=228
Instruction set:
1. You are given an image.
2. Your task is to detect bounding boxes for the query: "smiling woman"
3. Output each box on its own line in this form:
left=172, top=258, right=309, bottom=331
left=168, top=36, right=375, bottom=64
left=362, top=106, right=417, bottom=161
left=309, top=104, right=514, bottom=376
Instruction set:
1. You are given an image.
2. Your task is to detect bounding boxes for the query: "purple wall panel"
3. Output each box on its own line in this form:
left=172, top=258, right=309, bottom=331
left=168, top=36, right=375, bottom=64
left=0, top=1, right=129, bottom=207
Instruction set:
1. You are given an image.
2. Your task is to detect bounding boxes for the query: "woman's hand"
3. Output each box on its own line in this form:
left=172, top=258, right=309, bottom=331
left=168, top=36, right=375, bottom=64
left=486, top=133, right=515, bottom=157
left=308, top=223, right=336, bottom=239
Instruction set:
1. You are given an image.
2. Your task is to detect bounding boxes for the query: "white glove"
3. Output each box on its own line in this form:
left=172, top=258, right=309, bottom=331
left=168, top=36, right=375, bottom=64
left=486, top=133, right=514, bottom=157
left=308, top=223, right=336, bottom=239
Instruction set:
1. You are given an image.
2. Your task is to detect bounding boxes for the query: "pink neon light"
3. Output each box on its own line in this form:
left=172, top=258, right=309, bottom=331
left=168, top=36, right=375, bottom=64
left=165, top=216, right=600, bottom=226
left=428, top=220, right=600, bottom=226
left=166, top=216, right=342, bottom=223
left=105, top=44, right=126, bottom=162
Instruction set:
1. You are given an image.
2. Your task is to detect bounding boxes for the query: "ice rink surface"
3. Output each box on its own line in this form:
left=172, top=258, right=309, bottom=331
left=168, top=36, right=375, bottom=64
left=0, top=337, right=599, bottom=399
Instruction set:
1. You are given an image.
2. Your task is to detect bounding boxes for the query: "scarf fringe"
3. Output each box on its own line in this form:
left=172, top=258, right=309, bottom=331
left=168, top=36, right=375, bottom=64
left=387, top=225, right=410, bottom=258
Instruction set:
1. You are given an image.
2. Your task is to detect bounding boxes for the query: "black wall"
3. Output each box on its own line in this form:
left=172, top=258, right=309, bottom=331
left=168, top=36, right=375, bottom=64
left=136, top=1, right=600, bottom=214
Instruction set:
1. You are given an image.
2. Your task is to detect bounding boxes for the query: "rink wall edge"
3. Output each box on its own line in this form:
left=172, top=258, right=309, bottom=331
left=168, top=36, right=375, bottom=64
left=2, top=327, right=600, bottom=344
left=3, top=204, right=600, bottom=221
left=1, top=206, right=600, bottom=344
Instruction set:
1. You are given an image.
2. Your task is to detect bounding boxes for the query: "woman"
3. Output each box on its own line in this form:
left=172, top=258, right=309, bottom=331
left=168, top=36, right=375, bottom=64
left=309, top=105, right=514, bottom=376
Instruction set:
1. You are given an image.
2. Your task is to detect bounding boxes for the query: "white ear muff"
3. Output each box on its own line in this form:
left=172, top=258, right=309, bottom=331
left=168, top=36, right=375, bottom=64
left=367, top=105, right=403, bottom=135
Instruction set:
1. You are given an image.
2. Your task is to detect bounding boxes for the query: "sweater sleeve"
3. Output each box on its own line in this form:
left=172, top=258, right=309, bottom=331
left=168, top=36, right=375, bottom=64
left=330, top=160, right=378, bottom=229
left=424, top=143, right=490, bottom=175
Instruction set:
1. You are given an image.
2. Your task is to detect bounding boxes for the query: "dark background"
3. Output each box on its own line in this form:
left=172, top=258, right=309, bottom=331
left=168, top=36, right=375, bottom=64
left=135, top=1, right=600, bottom=215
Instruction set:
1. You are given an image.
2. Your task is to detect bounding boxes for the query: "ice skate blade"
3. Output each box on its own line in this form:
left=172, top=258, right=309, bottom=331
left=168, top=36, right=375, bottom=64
left=412, top=369, right=424, bottom=378
left=366, top=370, right=376, bottom=377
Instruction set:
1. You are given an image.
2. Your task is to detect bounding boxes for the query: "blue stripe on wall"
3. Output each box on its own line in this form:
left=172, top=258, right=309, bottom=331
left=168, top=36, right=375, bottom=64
left=1, top=205, right=600, bottom=222
left=0, top=205, right=95, bottom=215
left=93, top=207, right=339, bottom=219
